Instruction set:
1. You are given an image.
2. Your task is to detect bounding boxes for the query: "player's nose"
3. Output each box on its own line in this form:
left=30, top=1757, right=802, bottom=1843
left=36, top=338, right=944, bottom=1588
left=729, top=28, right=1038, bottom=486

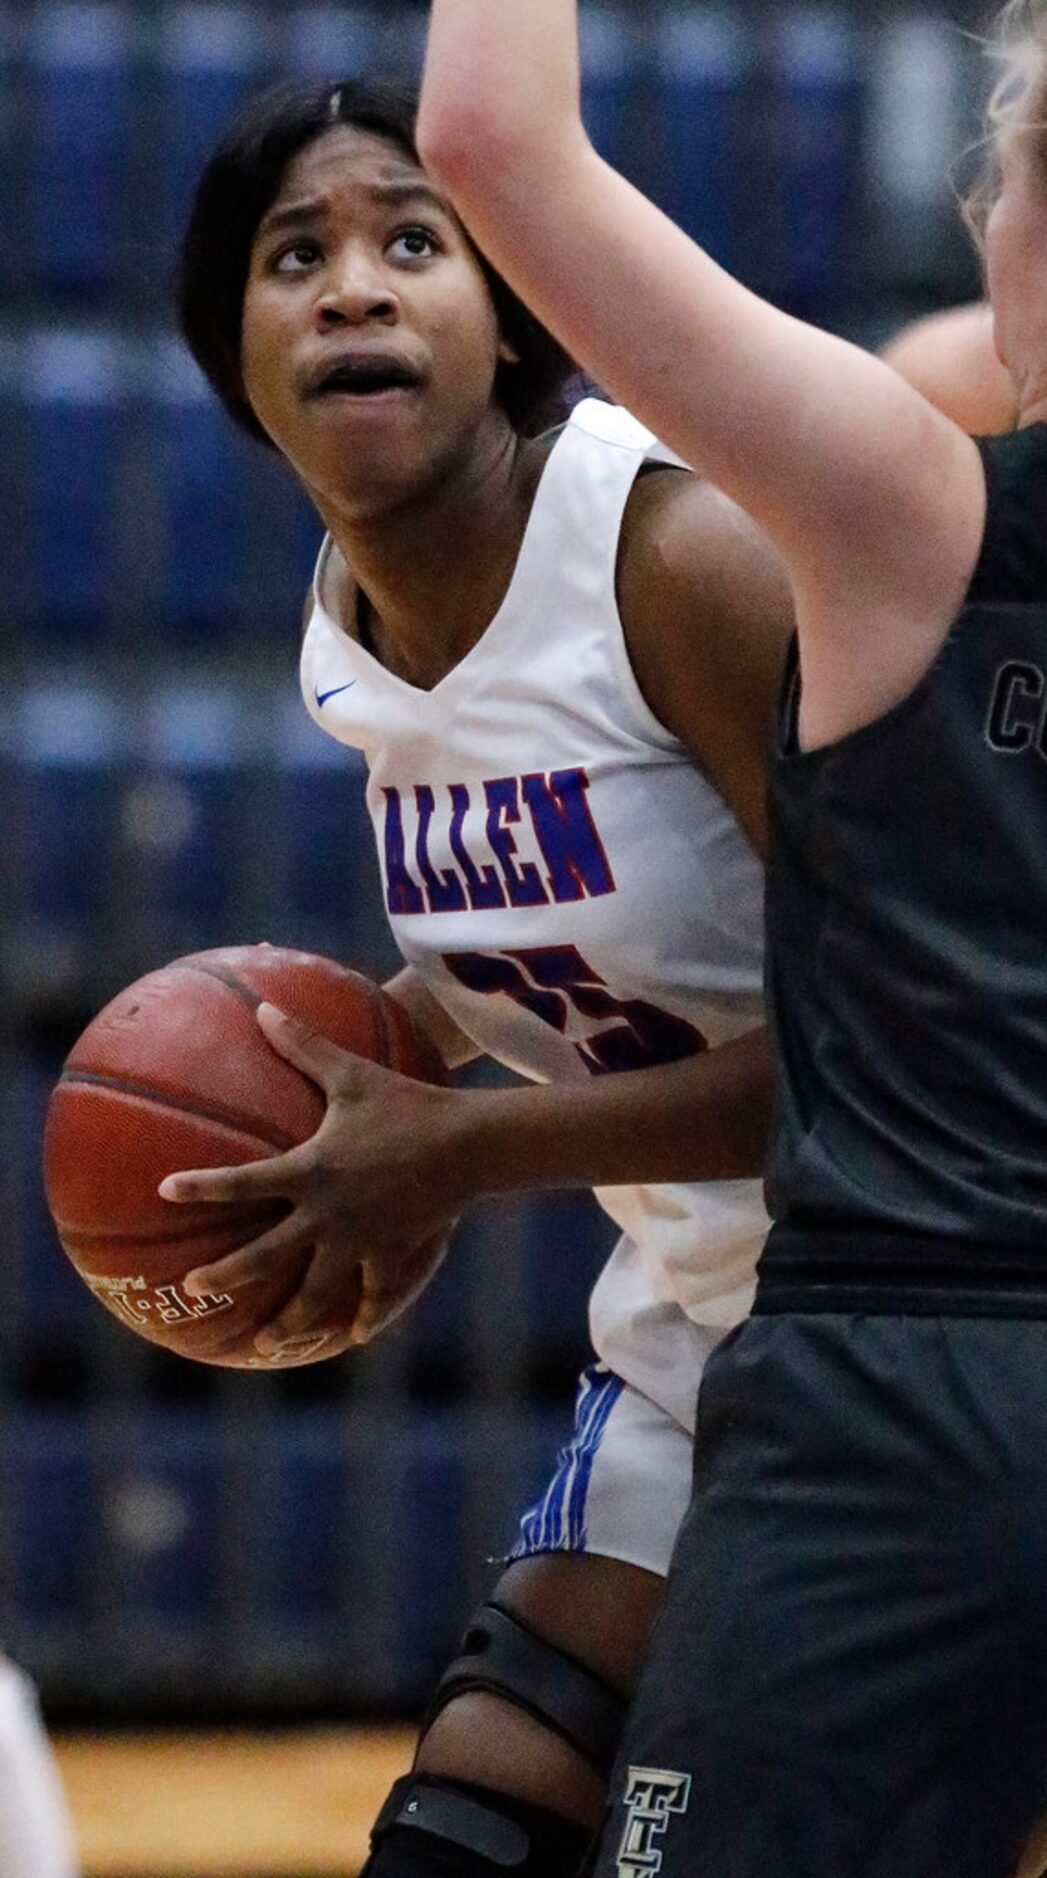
left=315, top=251, right=399, bottom=328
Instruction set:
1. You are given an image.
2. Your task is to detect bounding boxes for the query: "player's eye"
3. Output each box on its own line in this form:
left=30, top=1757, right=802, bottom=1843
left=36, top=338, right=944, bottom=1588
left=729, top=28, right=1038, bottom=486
left=388, top=226, right=440, bottom=262
left=272, top=239, right=323, bottom=275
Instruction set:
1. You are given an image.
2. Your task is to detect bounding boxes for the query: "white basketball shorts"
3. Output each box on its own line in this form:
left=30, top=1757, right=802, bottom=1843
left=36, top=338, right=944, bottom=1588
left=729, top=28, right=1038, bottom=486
left=508, top=1362, right=695, bottom=1579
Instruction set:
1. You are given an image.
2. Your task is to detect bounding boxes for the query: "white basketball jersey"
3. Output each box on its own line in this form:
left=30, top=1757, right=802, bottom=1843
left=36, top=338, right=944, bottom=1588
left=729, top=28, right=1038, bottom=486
left=300, top=399, right=768, bottom=1430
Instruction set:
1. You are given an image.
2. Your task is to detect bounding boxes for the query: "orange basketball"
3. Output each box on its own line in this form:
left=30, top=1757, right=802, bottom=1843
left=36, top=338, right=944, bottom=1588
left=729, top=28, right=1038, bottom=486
left=43, top=944, right=445, bottom=1369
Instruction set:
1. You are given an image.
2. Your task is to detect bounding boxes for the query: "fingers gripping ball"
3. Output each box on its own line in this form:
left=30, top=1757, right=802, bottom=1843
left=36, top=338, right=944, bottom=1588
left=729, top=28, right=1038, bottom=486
left=43, top=945, right=445, bottom=1369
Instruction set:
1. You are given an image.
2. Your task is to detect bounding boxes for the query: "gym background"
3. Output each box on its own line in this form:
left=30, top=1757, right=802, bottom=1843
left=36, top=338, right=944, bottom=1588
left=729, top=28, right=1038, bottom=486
left=0, top=0, right=994, bottom=1861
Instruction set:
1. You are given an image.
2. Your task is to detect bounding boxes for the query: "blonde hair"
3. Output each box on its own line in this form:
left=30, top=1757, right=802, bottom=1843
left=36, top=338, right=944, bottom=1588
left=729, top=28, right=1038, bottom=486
left=964, top=0, right=1047, bottom=246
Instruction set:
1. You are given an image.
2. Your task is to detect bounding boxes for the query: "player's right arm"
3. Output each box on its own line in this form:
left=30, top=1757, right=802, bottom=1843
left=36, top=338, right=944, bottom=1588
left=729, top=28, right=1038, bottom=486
left=165, top=1003, right=772, bottom=1349
left=417, top=0, right=986, bottom=750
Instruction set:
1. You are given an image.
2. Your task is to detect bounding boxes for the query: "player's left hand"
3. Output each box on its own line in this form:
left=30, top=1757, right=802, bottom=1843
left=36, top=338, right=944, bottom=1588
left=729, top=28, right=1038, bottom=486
left=158, top=1002, right=468, bottom=1354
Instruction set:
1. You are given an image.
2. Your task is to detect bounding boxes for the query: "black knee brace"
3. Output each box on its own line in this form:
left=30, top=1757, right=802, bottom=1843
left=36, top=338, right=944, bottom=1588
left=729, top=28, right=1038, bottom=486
left=425, top=1601, right=627, bottom=1778
left=360, top=1772, right=594, bottom=1876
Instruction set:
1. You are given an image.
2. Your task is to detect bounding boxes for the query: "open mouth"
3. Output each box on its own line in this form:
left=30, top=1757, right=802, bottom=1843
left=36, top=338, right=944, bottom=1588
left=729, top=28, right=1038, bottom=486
left=307, top=355, right=423, bottom=400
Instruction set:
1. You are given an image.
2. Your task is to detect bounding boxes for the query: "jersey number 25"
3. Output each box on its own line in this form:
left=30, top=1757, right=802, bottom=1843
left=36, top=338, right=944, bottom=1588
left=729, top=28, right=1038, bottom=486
left=442, top=944, right=707, bottom=1075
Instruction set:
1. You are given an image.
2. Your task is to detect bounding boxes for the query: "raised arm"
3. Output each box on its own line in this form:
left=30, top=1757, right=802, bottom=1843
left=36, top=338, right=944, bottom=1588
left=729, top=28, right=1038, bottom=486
left=418, top=0, right=986, bottom=745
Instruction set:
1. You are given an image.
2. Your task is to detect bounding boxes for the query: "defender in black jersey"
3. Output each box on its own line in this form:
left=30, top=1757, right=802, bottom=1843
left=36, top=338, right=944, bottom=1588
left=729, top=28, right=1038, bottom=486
left=418, top=0, right=1047, bottom=1871
left=610, top=418, right=1047, bottom=1878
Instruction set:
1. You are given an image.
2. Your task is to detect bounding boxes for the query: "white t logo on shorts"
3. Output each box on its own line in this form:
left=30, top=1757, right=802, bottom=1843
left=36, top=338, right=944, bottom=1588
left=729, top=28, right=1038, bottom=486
left=615, top=1767, right=692, bottom=1876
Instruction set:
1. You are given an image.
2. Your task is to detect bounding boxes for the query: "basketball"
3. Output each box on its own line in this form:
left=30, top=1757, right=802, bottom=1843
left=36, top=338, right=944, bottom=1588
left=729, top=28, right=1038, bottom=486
left=43, top=944, right=445, bottom=1369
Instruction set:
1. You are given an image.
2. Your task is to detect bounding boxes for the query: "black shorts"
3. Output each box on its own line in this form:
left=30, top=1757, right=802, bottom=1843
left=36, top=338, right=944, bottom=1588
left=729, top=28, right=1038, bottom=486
left=591, top=1310, right=1047, bottom=1878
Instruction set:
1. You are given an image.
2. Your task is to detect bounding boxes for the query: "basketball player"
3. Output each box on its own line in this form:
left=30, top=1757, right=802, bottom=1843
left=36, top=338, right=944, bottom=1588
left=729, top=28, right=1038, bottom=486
left=162, top=78, right=784, bottom=1878
left=159, top=75, right=1034, bottom=1878
left=405, top=0, right=1047, bottom=1871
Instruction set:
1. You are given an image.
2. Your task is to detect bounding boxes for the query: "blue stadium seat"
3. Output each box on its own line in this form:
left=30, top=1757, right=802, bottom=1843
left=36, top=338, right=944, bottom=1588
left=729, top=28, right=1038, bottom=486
left=398, top=1231, right=471, bottom=1385
left=0, top=11, right=17, bottom=290
left=254, top=1408, right=413, bottom=1703
left=5, top=1047, right=97, bottom=1354
left=22, top=331, right=127, bottom=644
left=12, top=1216, right=98, bottom=1370
left=387, top=1408, right=587, bottom=1705
left=395, top=1414, right=472, bottom=1692
left=653, top=7, right=749, bottom=270
left=287, top=484, right=327, bottom=611
left=532, top=1191, right=614, bottom=1346
left=261, top=1413, right=348, bottom=1630
left=273, top=691, right=398, bottom=976
left=769, top=8, right=865, bottom=315
left=579, top=6, right=635, bottom=170
left=148, top=341, right=254, bottom=643
left=410, top=1190, right=609, bottom=1422
left=864, top=14, right=969, bottom=298
left=372, top=7, right=427, bottom=81
left=282, top=4, right=379, bottom=80
left=4, top=1410, right=94, bottom=1628
left=100, top=1410, right=226, bottom=1627
left=126, top=684, right=248, bottom=955
left=501, top=1191, right=614, bottom=1377
left=246, top=1405, right=577, bottom=1707
left=0, top=343, right=28, bottom=619
left=222, top=448, right=324, bottom=647
left=154, top=4, right=265, bottom=280
left=6, top=682, right=124, bottom=984
left=24, top=3, right=135, bottom=302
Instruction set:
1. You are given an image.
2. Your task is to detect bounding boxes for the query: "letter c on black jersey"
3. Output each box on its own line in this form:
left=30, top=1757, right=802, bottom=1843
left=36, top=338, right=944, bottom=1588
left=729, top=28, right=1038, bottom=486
left=986, top=660, right=1046, bottom=754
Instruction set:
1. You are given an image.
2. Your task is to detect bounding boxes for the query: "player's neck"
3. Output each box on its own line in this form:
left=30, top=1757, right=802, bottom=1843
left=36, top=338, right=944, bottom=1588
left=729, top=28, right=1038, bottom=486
left=318, top=417, right=550, bottom=691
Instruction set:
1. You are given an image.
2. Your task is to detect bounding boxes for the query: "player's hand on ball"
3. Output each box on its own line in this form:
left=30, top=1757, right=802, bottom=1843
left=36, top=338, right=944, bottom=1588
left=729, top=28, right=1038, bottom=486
left=158, top=1002, right=465, bottom=1354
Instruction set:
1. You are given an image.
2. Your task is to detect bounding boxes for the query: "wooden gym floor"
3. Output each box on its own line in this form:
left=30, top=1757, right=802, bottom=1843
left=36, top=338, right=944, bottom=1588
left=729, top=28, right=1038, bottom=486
left=54, top=1727, right=415, bottom=1877
left=54, top=1728, right=1047, bottom=1878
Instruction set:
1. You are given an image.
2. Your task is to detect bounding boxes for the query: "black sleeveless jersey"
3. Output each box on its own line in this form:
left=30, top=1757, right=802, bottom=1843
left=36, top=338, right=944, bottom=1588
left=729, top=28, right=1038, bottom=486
left=762, top=425, right=1047, bottom=1290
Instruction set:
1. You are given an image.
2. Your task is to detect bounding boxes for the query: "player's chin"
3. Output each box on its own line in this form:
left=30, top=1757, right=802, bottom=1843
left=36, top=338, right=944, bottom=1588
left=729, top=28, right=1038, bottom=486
left=306, top=394, right=433, bottom=498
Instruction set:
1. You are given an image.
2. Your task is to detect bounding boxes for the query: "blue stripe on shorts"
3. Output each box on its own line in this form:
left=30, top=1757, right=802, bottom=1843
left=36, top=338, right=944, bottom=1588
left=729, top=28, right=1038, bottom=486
left=511, top=1363, right=625, bottom=1559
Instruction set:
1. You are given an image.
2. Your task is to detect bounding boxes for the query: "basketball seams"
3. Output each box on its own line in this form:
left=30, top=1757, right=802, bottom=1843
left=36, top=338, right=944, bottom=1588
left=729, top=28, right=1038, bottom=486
left=55, top=1072, right=298, bottom=1153
left=182, top=960, right=263, bottom=1011
left=186, top=954, right=394, bottom=1067
left=56, top=1210, right=277, bottom=1250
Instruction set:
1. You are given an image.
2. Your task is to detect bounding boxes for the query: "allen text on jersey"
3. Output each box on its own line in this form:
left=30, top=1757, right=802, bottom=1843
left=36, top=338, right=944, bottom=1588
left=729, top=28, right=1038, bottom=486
left=381, top=767, right=617, bottom=915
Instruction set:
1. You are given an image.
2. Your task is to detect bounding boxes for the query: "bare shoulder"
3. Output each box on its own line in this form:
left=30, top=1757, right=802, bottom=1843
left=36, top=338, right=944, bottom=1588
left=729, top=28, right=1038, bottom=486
left=619, top=468, right=793, bottom=630
left=617, top=468, right=795, bottom=855
left=881, top=301, right=1017, bottom=438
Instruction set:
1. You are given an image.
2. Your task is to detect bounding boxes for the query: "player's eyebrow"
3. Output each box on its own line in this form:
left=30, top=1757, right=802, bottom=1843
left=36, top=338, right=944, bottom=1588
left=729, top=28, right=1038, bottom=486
left=257, top=197, right=332, bottom=239
left=365, top=179, right=452, bottom=216
left=258, top=180, right=452, bottom=240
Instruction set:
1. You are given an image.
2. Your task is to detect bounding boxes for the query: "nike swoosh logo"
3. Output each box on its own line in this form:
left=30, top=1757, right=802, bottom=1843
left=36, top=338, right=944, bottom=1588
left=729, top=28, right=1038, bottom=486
left=315, top=682, right=358, bottom=708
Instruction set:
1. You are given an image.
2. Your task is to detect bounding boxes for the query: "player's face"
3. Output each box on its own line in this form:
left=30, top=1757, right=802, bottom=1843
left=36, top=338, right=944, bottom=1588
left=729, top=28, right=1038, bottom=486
left=985, top=119, right=1047, bottom=406
left=241, top=127, right=514, bottom=512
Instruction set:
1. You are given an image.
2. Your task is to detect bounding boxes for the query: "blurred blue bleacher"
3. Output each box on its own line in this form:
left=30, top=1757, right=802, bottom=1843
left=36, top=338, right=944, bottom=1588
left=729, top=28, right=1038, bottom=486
left=23, top=3, right=136, bottom=304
